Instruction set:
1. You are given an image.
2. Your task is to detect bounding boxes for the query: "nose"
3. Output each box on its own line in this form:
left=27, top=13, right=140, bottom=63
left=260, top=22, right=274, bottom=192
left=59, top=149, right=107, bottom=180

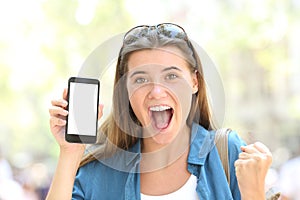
left=147, top=83, right=167, bottom=99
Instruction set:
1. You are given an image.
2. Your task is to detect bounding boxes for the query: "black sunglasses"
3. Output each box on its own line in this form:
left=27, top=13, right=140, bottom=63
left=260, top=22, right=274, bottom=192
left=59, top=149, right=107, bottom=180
left=123, top=23, right=190, bottom=45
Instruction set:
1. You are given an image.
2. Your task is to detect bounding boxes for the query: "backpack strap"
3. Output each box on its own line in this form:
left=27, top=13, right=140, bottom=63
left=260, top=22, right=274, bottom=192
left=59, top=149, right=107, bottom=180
left=215, top=128, right=231, bottom=185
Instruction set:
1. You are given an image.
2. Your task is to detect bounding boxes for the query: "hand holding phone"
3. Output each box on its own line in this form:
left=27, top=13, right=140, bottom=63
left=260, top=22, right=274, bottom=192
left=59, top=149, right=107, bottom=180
left=65, top=77, right=100, bottom=143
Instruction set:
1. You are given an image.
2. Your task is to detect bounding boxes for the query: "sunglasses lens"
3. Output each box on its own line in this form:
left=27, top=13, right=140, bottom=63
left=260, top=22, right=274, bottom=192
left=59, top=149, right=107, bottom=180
left=124, top=26, right=149, bottom=44
left=132, top=26, right=149, bottom=37
left=124, top=24, right=188, bottom=45
left=157, top=24, right=186, bottom=39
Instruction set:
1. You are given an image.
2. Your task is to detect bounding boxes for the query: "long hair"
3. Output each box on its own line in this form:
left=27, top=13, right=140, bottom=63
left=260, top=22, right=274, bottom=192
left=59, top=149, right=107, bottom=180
left=80, top=30, right=215, bottom=167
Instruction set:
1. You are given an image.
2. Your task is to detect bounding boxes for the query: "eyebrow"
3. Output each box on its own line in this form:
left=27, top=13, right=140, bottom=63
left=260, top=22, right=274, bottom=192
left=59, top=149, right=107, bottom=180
left=162, top=66, right=183, bottom=72
left=129, top=66, right=182, bottom=78
left=129, top=71, right=146, bottom=78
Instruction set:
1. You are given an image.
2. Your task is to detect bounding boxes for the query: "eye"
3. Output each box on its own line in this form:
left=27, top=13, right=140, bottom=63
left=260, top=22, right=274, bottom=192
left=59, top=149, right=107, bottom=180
left=135, top=77, right=148, bottom=84
left=165, top=73, right=178, bottom=80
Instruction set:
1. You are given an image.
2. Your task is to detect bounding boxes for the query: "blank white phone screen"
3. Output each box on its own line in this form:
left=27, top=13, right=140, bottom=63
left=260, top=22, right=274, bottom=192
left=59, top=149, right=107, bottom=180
left=67, top=82, right=98, bottom=136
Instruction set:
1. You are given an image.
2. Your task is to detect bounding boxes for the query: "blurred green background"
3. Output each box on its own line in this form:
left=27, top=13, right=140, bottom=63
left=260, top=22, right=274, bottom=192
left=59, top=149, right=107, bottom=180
left=0, top=0, right=299, bottom=198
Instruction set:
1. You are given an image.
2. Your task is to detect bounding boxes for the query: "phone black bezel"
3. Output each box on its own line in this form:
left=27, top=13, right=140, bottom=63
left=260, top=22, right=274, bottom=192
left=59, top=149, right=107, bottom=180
left=65, top=77, right=100, bottom=144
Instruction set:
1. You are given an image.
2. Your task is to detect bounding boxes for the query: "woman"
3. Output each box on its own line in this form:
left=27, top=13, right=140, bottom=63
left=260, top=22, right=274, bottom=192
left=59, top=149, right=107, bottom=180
left=47, top=23, right=272, bottom=200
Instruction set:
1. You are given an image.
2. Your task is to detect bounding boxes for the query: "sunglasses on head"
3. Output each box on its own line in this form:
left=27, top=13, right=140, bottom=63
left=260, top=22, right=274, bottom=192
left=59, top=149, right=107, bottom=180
left=123, top=23, right=190, bottom=45
left=122, top=23, right=198, bottom=70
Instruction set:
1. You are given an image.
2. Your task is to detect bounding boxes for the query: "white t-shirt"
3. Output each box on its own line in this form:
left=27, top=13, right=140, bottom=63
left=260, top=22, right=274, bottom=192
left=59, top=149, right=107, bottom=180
left=141, top=174, right=199, bottom=200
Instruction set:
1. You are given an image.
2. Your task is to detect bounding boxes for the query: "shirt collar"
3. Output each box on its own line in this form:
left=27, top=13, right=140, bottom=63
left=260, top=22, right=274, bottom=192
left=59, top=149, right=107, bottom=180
left=126, top=123, right=213, bottom=167
left=125, top=139, right=141, bottom=166
left=187, top=123, right=215, bottom=165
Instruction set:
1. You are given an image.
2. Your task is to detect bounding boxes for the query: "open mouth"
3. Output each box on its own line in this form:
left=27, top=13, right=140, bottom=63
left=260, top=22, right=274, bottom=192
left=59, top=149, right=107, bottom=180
left=149, top=105, right=174, bottom=130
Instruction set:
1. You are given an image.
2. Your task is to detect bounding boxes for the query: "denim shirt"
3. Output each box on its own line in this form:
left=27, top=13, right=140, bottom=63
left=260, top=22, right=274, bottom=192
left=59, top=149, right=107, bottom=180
left=72, top=123, right=245, bottom=200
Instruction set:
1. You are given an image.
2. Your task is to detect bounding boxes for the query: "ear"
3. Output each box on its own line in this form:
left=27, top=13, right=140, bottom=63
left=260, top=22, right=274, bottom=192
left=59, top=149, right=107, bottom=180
left=191, top=70, right=199, bottom=94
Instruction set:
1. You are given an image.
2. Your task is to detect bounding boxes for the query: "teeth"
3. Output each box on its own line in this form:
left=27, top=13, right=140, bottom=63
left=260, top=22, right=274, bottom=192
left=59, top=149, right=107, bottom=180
left=149, top=105, right=171, bottom=112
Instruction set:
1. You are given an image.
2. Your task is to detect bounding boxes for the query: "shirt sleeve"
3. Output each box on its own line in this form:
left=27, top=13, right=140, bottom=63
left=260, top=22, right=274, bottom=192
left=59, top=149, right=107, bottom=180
left=72, top=169, right=85, bottom=200
left=227, top=130, right=246, bottom=200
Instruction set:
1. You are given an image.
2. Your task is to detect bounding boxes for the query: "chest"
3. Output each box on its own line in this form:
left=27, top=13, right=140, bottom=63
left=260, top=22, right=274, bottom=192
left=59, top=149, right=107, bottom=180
left=140, top=169, right=191, bottom=196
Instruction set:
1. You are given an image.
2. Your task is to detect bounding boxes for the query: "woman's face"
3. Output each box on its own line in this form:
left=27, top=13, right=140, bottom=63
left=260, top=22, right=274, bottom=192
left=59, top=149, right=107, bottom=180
left=126, top=46, right=198, bottom=145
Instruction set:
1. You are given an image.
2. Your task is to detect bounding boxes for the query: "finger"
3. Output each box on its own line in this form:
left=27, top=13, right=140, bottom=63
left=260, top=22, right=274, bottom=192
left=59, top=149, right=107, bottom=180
left=50, top=116, right=66, bottom=127
left=238, top=152, right=251, bottom=160
left=241, top=144, right=260, bottom=154
left=51, top=99, right=68, bottom=107
left=254, top=143, right=273, bottom=164
left=254, top=142, right=271, bottom=154
left=234, top=159, right=245, bottom=168
left=98, top=104, right=104, bottom=120
left=63, top=88, right=68, bottom=100
left=49, top=106, right=69, bottom=117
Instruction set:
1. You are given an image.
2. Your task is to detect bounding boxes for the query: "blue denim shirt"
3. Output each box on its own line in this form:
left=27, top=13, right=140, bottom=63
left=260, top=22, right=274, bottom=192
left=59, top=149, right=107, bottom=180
left=72, top=123, right=245, bottom=200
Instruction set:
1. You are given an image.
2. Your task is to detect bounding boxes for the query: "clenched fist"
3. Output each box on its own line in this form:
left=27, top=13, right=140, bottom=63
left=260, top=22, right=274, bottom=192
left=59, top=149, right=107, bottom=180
left=235, top=142, right=272, bottom=200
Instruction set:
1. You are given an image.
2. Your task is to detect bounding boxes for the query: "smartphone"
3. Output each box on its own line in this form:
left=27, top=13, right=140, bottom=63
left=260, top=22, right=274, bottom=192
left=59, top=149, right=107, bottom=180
left=65, top=77, right=100, bottom=143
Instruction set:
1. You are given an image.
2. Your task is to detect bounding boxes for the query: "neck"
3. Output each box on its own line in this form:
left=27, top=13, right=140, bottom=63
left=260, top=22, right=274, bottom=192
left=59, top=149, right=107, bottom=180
left=140, top=125, right=190, bottom=173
